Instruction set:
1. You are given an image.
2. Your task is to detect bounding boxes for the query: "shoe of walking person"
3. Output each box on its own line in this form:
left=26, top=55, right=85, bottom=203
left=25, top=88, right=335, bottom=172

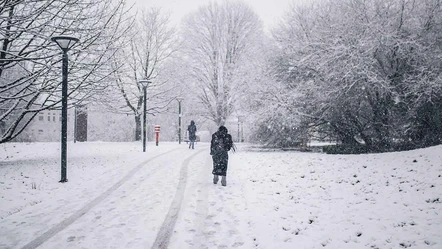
left=221, top=176, right=226, bottom=186
left=213, top=175, right=219, bottom=184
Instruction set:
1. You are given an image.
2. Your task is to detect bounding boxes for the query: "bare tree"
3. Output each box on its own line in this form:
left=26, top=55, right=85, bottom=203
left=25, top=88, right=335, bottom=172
left=107, top=7, right=179, bottom=141
left=181, top=1, right=264, bottom=126
left=0, top=0, right=132, bottom=143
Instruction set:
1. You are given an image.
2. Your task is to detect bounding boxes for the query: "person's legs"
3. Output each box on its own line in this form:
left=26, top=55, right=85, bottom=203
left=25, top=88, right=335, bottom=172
left=191, top=140, right=195, bottom=149
left=220, top=153, right=228, bottom=186
left=221, top=176, right=226, bottom=186
left=212, top=152, right=228, bottom=186
left=212, top=155, right=219, bottom=184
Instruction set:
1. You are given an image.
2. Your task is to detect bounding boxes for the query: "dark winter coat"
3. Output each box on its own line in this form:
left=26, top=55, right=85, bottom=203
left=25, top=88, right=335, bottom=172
left=210, top=126, right=233, bottom=176
left=188, top=121, right=197, bottom=141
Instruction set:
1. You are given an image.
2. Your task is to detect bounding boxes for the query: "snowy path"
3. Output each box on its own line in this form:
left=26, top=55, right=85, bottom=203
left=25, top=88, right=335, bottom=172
left=168, top=149, right=250, bottom=249
left=33, top=148, right=206, bottom=249
left=151, top=149, right=206, bottom=248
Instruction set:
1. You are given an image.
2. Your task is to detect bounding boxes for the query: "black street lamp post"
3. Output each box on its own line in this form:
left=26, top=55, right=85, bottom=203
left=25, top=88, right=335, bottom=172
left=51, top=35, right=79, bottom=183
left=241, top=118, right=244, bottom=142
left=74, top=105, right=77, bottom=144
left=238, top=115, right=244, bottom=143
left=177, top=97, right=184, bottom=144
left=238, top=120, right=240, bottom=143
left=139, top=79, right=149, bottom=152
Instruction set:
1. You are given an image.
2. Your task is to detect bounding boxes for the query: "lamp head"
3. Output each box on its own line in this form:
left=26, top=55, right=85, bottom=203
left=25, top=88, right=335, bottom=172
left=139, top=79, right=150, bottom=88
left=51, top=36, right=79, bottom=52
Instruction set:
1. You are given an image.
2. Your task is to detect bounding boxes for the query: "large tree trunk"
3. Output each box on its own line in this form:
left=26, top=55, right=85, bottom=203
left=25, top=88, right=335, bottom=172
left=370, top=91, right=392, bottom=151
left=135, top=115, right=141, bottom=141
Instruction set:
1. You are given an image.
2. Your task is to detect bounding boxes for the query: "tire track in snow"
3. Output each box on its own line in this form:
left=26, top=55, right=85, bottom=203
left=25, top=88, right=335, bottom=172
left=151, top=148, right=206, bottom=249
left=20, top=148, right=179, bottom=249
left=190, top=154, right=212, bottom=248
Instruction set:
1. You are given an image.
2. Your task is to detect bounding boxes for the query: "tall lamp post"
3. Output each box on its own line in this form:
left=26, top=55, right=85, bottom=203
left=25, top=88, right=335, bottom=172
left=51, top=35, right=79, bottom=183
left=241, top=117, right=245, bottom=142
left=176, top=97, right=184, bottom=144
left=238, top=115, right=244, bottom=143
left=139, top=79, right=149, bottom=152
left=74, top=105, right=77, bottom=143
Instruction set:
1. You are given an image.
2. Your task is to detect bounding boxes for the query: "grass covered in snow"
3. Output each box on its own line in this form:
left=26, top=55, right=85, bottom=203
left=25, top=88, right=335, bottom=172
left=223, top=145, right=442, bottom=249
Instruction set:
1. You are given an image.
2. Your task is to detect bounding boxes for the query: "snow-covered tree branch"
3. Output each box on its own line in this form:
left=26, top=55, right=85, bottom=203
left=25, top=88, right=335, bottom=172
left=181, top=1, right=265, bottom=126
left=0, top=0, right=132, bottom=143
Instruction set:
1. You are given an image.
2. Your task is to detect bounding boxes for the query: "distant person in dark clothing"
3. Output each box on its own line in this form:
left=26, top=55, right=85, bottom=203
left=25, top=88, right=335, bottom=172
left=187, top=120, right=197, bottom=149
left=210, top=126, right=234, bottom=186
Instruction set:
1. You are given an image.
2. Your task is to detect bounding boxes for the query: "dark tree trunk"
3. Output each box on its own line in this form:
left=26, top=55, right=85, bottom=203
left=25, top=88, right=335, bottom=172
left=76, top=106, right=88, bottom=142
left=371, top=92, right=391, bottom=150
left=135, top=115, right=141, bottom=141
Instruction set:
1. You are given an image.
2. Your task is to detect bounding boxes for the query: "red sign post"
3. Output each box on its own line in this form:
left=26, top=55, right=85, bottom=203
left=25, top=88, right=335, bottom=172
left=154, top=125, right=160, bottom=146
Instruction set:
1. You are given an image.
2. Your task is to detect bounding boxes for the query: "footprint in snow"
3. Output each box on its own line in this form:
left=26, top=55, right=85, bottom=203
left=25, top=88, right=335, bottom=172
left=232, top=242, right=244, bottom=247
left=204, top=230, right=216, bottom=236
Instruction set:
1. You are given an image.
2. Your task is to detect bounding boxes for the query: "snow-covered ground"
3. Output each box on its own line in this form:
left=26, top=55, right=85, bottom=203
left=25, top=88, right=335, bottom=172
left=0, top=142, right=441, bottom=249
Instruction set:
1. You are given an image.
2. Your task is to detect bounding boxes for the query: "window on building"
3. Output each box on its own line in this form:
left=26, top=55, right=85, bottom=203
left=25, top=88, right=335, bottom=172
left=53, top=116, right=56, bottom=121
left=39, top=116, right=44, bottom=121
left=47, top=116, right=50, bottom=121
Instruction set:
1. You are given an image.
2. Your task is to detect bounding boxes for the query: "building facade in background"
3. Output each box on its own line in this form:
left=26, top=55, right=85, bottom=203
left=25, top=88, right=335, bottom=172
left=22, top=109, right=75, bottom=142
left=17, top=106, right=248, bottom=143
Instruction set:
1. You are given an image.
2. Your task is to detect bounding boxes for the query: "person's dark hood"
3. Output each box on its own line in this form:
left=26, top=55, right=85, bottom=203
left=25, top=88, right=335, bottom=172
left=190, top=120, right=195, bottom=125
left=218, top=125, right=228, bottom=135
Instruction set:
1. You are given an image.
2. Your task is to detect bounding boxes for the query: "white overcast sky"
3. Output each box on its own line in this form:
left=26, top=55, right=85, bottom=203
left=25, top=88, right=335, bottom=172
left=132, top=0, right=296, bottom=31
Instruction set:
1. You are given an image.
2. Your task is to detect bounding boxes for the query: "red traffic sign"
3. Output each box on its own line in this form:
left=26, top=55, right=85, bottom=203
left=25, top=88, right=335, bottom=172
left=154, top=125, right=160, bottom=133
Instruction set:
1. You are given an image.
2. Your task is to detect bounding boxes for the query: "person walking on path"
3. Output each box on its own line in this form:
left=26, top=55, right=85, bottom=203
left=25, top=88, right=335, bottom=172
left=210, top=126, right=235, bottom=186
left=187, top=120, right=197, bottom=149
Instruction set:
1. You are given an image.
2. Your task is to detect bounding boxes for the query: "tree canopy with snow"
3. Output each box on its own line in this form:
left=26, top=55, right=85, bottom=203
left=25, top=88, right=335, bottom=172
left=255, top=0, right=442, bottom=150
